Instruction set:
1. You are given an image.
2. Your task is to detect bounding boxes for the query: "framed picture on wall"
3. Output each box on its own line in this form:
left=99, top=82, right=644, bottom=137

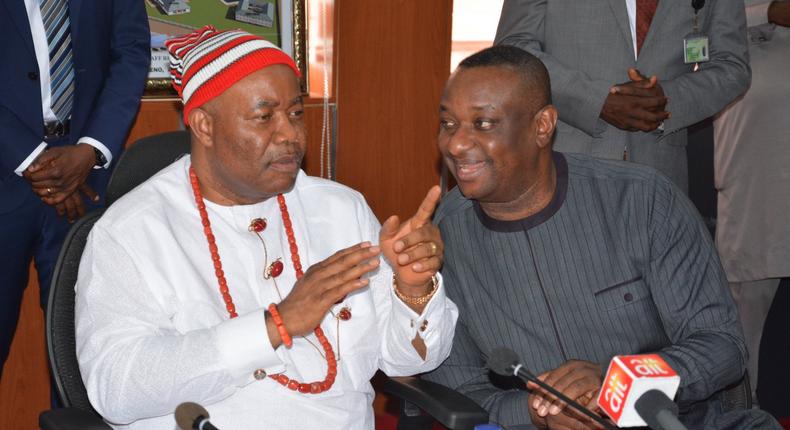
left=144, top=0, right=307, bottom=97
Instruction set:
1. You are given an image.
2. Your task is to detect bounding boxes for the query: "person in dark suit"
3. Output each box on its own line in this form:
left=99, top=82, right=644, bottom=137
left=495, top=0, right=751, bottom=193
left=0, top=0, right=150, bottom=376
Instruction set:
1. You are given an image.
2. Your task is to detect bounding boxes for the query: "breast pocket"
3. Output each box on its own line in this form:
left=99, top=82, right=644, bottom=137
left=592, top=275, right=651, bottom=312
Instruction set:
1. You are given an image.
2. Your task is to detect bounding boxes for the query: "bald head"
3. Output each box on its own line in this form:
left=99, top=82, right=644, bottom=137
left=458, top=45, right=551, bottom=114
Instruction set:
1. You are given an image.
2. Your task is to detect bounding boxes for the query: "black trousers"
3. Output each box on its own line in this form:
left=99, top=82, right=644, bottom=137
left=757, top=278, right=790, bottom=419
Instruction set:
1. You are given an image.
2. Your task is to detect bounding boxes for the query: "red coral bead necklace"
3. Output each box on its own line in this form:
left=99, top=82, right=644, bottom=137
left=189, top=166, right=337, bottom=394
left=248, top=216, right=351, bottom=361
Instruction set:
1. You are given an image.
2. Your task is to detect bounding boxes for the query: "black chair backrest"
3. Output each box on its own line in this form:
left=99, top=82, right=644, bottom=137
left=46, top=131, right=192, bottom=412
left=105, top=130, right=191, bottom=206
left=46, top=209, right=104, bottom=411
left=722, top=374, right=752, bottom=411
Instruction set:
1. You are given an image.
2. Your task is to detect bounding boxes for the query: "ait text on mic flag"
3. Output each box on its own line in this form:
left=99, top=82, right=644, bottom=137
left=597, top=354, right=680, bottom=427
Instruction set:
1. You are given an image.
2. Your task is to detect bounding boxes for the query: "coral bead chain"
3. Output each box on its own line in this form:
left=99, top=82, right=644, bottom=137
left=189, top=166, right=337, bottom=394
left=189, top=168, right=237, bottom=318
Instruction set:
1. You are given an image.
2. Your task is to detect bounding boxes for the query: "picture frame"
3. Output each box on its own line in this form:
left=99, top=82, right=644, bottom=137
left=144, top=0, right=308, bottom=97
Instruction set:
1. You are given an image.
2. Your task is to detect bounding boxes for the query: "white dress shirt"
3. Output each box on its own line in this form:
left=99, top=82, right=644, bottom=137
left=17, top=0, right=112, bottom=176
left=626, top=0, right=639, bottom=59
left=75, top=157, right=459, bottom=429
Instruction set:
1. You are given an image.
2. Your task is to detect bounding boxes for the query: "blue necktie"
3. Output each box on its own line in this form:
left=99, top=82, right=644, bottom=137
left=39, top=0, right=74, bottom=122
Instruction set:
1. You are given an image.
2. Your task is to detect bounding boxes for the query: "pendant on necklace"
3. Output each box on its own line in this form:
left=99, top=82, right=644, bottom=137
left=337, top=306, right=352, bottom=321
left=266, top=258, right=284, bottom=279
left=249, top=217, right=267, bottom=233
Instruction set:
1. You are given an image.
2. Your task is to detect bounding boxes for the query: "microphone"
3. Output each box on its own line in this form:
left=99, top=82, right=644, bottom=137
left=487, top=348, right=617, bottom=430
left=597, top=354, right=683, bottom=429
left=635, top=390, right=687, bottom=430
left=175, top=402, right=220, bottom=430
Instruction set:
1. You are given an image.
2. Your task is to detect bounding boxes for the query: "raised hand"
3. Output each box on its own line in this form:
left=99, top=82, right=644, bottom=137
left=270, top=242, right=381, bottom=346
left=379, top=186, right=443, bottom=292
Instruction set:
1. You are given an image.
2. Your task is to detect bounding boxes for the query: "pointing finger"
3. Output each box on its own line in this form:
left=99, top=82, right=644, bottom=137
left=409, top=185, right=441, bottom=229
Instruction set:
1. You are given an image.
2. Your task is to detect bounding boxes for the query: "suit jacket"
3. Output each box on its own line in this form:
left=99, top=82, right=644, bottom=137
left=495, top=0, right=751, bottom=192
left=0, top=0, right=150, bottom=212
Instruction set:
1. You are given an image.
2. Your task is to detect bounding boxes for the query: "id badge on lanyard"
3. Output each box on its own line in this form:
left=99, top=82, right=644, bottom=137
left=684, top=0, right=709, bottom=64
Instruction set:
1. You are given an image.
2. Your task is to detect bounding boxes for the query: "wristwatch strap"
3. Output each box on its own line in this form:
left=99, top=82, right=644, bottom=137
left=92, top=146, right=107, bottom=167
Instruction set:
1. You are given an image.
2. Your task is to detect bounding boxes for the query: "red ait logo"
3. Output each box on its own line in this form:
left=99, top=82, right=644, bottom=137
left=599, top=363, right=632, bottom=421
left=624, top=354, right=676, bottom=378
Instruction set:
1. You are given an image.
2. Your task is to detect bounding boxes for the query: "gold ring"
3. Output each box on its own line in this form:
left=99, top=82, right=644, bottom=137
left=46, top=187, right=53, bottom=195
left=428, top=242, right=438, bottom=256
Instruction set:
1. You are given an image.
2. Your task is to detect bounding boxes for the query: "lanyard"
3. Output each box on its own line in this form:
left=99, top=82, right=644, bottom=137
left=691, top=0, right=705, bottom=32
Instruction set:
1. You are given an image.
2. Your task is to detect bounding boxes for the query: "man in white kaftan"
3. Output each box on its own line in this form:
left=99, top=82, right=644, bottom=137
left=76, top=159, right=457, bottom=429
left=74, top=26, right=458, bottom=429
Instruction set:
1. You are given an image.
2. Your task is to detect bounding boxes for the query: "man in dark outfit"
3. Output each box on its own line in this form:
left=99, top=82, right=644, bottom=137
left=424, top=46, right=779, bottom=430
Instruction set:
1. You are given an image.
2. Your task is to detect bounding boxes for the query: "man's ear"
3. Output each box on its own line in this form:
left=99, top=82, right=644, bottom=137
left=189, top=107, right=214, bottom=149
left=534, top=105, right=558, bottom=149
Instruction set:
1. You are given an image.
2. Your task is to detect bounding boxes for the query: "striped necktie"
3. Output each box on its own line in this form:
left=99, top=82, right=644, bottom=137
left=39, top=0, right=74, bottom=122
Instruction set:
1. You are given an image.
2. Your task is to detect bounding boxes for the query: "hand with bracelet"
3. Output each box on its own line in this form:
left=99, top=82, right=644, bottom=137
left=379, top=185, right=444, bottom=314
left=265, top=185, right=443, bottom=350
left=265, top=242, right=382, bottom=349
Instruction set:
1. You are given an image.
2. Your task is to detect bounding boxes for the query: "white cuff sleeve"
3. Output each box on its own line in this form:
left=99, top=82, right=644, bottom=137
left=15, top=142, right=48, bottom=175
left=390, top=272, right=448, bottom=338
left=215, top=309, right=285, bottom=384
left=380, top=271, right=458, bottom=375
left=78, top=137, right=113, bottom=169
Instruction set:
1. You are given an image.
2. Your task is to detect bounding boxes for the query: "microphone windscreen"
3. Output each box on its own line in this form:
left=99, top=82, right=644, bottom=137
left=487, top=347, right=520, bottom=376
left=634, top=389, right=679, bottom=429
left=175, top=402, right=209, bottom=430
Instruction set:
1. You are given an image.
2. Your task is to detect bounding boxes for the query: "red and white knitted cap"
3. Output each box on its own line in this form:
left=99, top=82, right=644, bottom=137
left=165, top=26, right=301, bottom=125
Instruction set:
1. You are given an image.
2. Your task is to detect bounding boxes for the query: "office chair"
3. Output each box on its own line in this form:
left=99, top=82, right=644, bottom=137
left=41, top=131, right=193, bottom=429
left=105, top=130, right=191, bottom=205
left=722, top=374, right=752, bottom=411
left=39, top=209, right=109, bottom=430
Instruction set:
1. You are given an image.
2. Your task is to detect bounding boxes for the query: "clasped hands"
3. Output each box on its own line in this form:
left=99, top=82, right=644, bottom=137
left=528, top=360, right=610, bottom=430
left=269, top=186, right=443, bottom=346
left=600, top=68, right=670, bottom=132
left=23, top=144, right=99, bottom=222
